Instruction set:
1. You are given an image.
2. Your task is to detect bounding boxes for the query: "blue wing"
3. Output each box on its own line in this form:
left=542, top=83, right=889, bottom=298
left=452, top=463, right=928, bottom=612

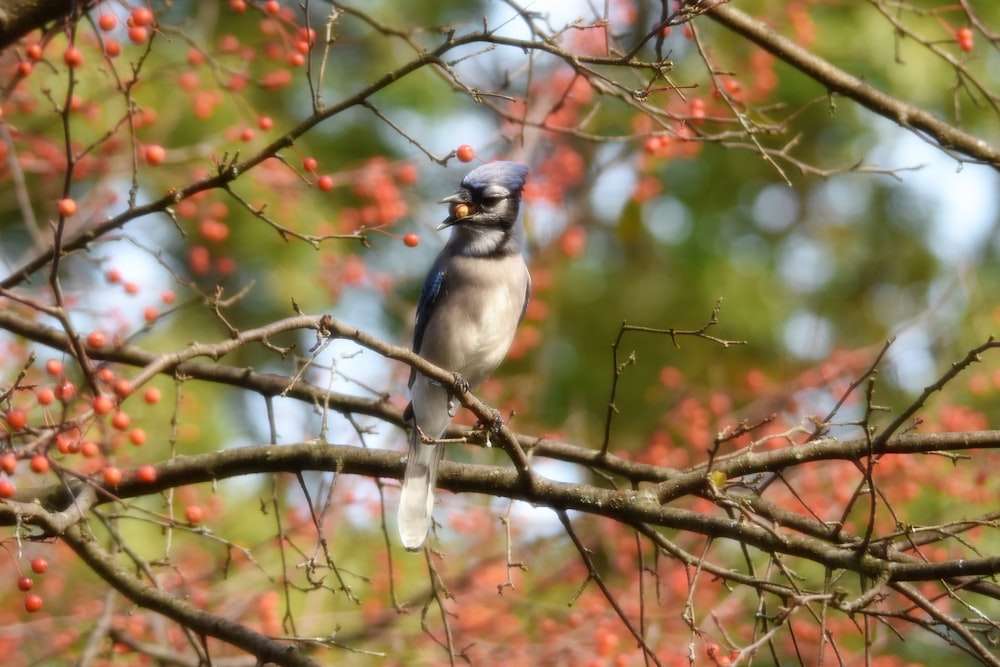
left=412, top=254, right=447, bottom=358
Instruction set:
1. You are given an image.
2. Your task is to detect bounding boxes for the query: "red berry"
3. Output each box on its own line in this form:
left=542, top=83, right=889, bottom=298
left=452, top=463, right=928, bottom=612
left=56, top=381, right=75, bottom=401
left=93, top=395, right=114, bottom=415
left=86, top=331, right=106, bottom=349
left=58, top=198, right=77, bottom=216
left=131, top=7, right=154, bottom=27
left=16, top=61, right=32, bottom=77
left=239, top=127, right=254, bottom=142
left=161, top=289, right=176, bottom=304
left=137, top=465, right=157, bottom=483
left=98, top=14, right=117, bottom=31
left=36, top=387, right=55, bottom=406
left=6, top=408, right=28, bottom=430
left=143, top=306, right=158, bottom=323
left=264, top=0, right=280, bottom=15
left=24, top=593, right=43, bottom=613
left=97, top=368, right=115, bottom=383
left=106, top=268, right=122, bottom=283
left=129, top=428, right=146, bottom=446
left=456, top=144, right=475, bottom=162
left=113, top=379, right=133, bottom=398
left=144, top=144, right=166, bottom=165
left=230, top=0, right=247, bottom=12
left=317, top=175, right=334, bottom=191
left=29, top=455, right=49, bottom=474
left=25, top=44, right=42, bottom=61
left=143, top=387, right=161, bottom=404
left=0, top=454, right=16, bottom=474
left=80, top=441, right=100, bottom=458
left=403, top=233, right=420, bottom=247
left=17, top=577, right=33, bottom=592
left=44, top=359, right=63, bottom=376
left=302, top=157, right=318, bottom=172
left=63, top=46, right=83, bottom=68
left=258, top=116, right=273, bottom=130
left=111, top=411, right=131, bottom=431
left=0, top=479, right=14, bottom=498
left=105, top=39, right=122, bottom=58
left=185, top=505, right=204, bottom=525
left=128, top=26, right=148, bottom=44
left=957, top=27, right=974, bottom=52
left=103, top=466, right=122, bottom=486
left=30, top=558, right=47, bottom=574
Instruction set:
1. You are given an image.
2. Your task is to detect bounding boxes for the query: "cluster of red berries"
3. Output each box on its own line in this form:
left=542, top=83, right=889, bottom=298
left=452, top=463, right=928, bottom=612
left=17, top=557, right=48, bottom=613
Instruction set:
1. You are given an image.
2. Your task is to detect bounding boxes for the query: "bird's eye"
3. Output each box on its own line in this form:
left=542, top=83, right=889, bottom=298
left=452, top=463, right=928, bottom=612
left=450, top=202, right=472, bottom=219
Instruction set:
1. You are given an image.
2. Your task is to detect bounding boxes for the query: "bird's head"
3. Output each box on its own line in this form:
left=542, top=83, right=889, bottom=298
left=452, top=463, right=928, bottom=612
left=437, top=161, right=530, bottom=232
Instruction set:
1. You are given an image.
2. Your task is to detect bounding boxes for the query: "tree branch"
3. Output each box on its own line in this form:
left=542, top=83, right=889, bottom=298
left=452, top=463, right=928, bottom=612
left=699, top=1, right=1000, bottom=169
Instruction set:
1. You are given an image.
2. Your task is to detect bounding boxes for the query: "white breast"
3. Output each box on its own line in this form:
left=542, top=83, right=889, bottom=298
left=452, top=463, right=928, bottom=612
left=417, top=254, right=529, bottom=387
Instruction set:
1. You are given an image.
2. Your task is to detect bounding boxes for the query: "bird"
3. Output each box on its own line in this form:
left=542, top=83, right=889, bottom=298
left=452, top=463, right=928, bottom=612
left=397, top=161, right=532, bottom=551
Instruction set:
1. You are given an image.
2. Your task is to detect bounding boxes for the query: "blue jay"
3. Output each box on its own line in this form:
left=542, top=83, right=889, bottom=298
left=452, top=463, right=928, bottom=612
left=398, top=161, right=532, bottom=551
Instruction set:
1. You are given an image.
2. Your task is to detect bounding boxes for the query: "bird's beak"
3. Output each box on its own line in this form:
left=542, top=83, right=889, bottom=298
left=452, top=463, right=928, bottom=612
left=436, top=192, right=473, bottom=230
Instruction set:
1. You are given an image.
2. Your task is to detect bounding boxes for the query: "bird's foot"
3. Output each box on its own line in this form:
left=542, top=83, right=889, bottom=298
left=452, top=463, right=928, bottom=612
left=446, top=372, right=470, bottom=417
left=451, top=372, right=470, bottom=394
left=475, top=408, right=503, bottom=433
left=477, top=409, right=504, bottom=448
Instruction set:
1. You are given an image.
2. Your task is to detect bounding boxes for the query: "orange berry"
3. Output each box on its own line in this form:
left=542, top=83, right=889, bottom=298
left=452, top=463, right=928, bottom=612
left=44, top=359, right=63, bottom=376
left=143, top=387, right=161, bottom=404
left=957, top=27, right=974, bottom=52
left=0, top=479, right=14, bottom=498
left=137, top=465, right=157, bottom=483
left=131, top=8, right=154, bottom=27
left=317, top=175, right=334, bottom=191
left=63, top=46, right=83, bottom=68
left=24, top=593, right=43, bottom=613
left=456, top=144, right=475, bottom=162
left=112, top=379, right=133, bottom=398
left=98, top=14, right=118, bottom=31
left=55, top=381, right=75, bottom=400
left=29, top=455, right=49, bottom=474
left=25, top=44, right=42, bottom=61
left=36, top=387, right=55, bottom=406
left=129, top=428, right=146, bottom=446
left=0, top=453, right=17, bottom=474
left=103, top=466, right=122, bottom=486
left=86, top=331, right=105, bottom=349
left=6, top=408, right=28, bottom=430
left=57, top=198, right=77, bottom=216
left=93, top=395, right=114, bottom=415
left=111, top=411, right=131, bottom=431
left=185, top=505, right=204, bottom=524
left=144, top=144, right=166, bottom=165
left=403, top=233, right=419, bottom=247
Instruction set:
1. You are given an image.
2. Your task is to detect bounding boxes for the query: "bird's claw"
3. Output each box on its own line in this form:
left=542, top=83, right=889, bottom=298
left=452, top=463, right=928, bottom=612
left=451, top=372, right=470, bottom=394
left=446, top=373, right=469, bottom=417
left=477, top=408, right=503, bottom=433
